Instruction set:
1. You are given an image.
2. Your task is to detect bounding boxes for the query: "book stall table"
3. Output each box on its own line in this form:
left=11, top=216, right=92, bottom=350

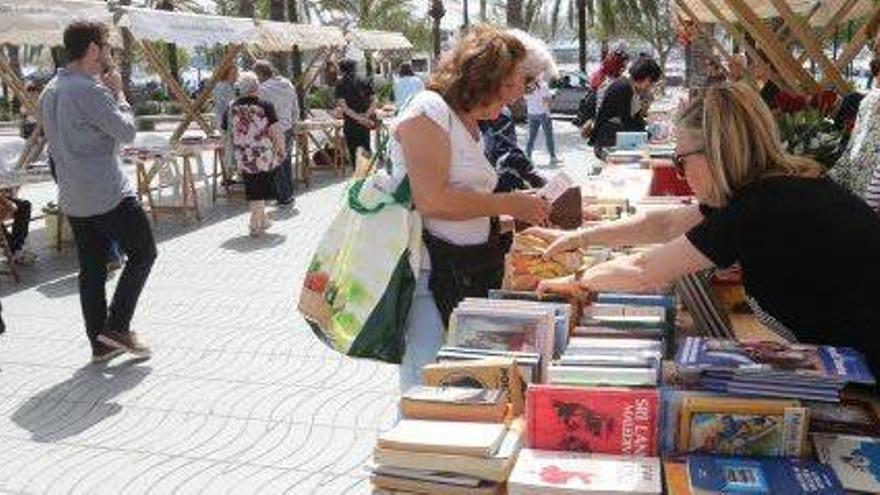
left=360, top=166, right=880, bottom=494
left=293, top=118, right=347, bottom=188
left=127, top=140, right=216, bottom=223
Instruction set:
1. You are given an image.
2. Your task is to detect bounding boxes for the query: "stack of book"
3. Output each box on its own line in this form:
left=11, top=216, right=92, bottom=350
left=812, top=433, right=880, bottom=493
left=675, top=337, right=876, bottom=402
left=548, top=296, right=671, bottom=387
left=372, top=358, right=528, bottom=494
left=436, top=298, right=569, bottom=383
left=371, top=418, right=522, bottom=494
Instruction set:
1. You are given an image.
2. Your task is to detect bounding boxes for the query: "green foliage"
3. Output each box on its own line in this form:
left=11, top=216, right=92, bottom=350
left=134, top=101, right=163, bottom=116
left=307, top=86, right=336, bottom=110
left=375, top=80, right=393, bottom=105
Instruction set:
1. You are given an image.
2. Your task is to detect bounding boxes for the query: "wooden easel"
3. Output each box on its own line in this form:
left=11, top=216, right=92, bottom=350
left=681, top=0, right=880, bottom=92
left=0, top=50, right=46, bottom=168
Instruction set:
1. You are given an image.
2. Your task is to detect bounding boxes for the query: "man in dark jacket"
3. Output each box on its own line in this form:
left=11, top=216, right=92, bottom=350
left=590, top=57, right=663, bottom=158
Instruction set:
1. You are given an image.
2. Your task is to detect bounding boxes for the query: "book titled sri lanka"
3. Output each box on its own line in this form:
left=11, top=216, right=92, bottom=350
left=675, top=337, right=875, bottom=385
left=526, top=385, right=659, bottom=456
left=687, top=455, right=844, bottom=494
left=812, top=433, right=880, bottom=493
left=508, top=448, right=661, bottom=495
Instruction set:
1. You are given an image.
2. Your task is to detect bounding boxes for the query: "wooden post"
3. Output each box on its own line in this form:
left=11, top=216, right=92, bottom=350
left=694, top=0, right=792, bottom=91
left=836, top=6, right=880, bottom=74
left=795, top=0, right=860, bottom=65
left=135, top=36, right=213, bottom=141
left=767, top=0, right=849, bottom=92
left=675, top=0, right=759, bottom=90
left=170, top=44, right=242, bottom=143
left=720, top=0, right=819, bottom=91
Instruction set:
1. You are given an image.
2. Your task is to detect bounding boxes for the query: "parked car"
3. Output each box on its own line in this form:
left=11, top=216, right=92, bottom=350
left=550, top=71, right=589, bottom=116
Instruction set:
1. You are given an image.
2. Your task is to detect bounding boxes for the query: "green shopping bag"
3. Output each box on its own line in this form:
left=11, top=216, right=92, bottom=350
left=298, top=169, right=420, bottom=363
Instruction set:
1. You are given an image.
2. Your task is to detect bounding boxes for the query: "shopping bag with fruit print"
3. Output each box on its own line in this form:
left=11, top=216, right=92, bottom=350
left=298, top=159, right=421, bottom=364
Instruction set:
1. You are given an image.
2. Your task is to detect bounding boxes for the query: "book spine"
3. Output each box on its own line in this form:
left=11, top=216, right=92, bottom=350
left=782, top=407, right=809, bottom=456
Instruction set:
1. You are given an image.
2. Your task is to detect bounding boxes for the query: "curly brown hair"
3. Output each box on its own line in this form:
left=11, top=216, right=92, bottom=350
left=426, top=25, right=526, bottom=113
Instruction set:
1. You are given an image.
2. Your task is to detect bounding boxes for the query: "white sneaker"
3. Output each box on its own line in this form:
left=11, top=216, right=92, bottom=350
left=550, top=157, right=564, bottom=166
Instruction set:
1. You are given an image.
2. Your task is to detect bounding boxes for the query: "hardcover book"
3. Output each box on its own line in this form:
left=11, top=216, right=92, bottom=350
left=447, top=307, right=554, bottom=356
left=664, top=457, right=694, bottom=495
left=812, top=433, right=880, bottom=493
left=508, top=448, right=662, bottom=495
left=527, top=385, right=659, bottom=456
left=687, top=455, right=845, bottom=494
left=678, top=397, right=808, bottom=456
left=422, top=358, right=526, bottom=415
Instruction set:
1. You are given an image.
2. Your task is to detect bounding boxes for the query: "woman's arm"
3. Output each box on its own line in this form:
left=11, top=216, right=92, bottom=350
left=269, top=123, right=286, bottom=159
left=397, top=115, right=548, bottom=223
left=538, top=235, right=714, bottom=295
left=526, top=204, right=704, bottom=257
left=582, top=205, right=704, bottom=247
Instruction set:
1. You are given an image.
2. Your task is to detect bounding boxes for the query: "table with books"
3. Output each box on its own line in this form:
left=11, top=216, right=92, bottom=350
left=368, top=175, right=880, bottom=495
left=293, top=117, right=347, bottom=188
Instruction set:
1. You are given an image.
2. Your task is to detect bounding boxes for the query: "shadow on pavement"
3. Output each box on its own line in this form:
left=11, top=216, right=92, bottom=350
left=220, top=232, right=287, bottom=252
left=11, top=358, right=152, bottom=443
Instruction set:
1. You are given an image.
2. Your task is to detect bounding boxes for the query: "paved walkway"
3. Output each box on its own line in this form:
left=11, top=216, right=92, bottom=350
left=0, top=122, right=597, bottom=494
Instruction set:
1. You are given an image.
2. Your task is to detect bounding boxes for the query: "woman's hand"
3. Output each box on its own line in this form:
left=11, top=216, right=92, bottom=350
left=506, top=192, right=551, bottom=225
left=536, top=274, right=586, bottom=298
left=543, top=230, right=585, bottom=258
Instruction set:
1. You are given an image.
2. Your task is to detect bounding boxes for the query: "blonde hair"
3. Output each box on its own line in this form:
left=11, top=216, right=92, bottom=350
left=677, top=82, right=822, bottom=206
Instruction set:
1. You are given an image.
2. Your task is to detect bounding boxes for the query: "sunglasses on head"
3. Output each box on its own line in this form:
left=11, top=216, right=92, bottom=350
left=673, top=148, right=704, bottom=176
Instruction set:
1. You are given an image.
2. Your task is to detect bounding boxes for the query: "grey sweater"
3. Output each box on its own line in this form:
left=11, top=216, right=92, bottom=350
left=40, top=68, right=136, bottom=217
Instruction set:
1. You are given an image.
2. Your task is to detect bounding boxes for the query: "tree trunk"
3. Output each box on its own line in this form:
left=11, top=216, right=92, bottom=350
left=430, top=0, right=445, bottom=61
left=6, top=45, right=22, bottom=114
left=506, top=0, right=523, bottom=29
left=239, top=0, right=255, bottom=18
left=269, top=0, right=288, bottom=74
left=157, top=1, right=180, bottom=85
left=120, top=0, right=135, bottom=102
left=577, top=0, right=587, bottom=73
left=479, top=0, right=487, bottom=22
left=686, top=22, right=714, bottom=91
left=288, top=0, right=305, bottom=119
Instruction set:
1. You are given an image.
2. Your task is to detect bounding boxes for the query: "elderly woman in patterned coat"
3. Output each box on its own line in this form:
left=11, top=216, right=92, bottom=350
left=222, top=71, right=286, bottom=236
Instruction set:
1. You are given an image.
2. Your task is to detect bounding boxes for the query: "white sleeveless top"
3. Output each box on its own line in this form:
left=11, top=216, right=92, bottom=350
left=390, top=90, right=498, bottom=246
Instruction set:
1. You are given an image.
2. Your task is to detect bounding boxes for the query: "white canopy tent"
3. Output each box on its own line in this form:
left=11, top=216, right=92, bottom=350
left=117, top=6, right=346, bottom=142
left=0, top=0, right=120, bottom=167
left=346, top=29, right=414, bottom=52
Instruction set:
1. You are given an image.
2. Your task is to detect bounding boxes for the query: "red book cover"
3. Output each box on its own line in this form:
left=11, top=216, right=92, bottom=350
left=526, top=385, right=659, bottom=456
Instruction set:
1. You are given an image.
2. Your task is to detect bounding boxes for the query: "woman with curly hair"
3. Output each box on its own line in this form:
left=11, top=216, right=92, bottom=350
left=391, top=25, right=552, bottom=390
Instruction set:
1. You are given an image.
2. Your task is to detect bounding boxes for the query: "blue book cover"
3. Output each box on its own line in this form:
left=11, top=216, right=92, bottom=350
left=688, top=455, right=845, bottom=494
left=597, top=293, right=676, bottom=309
left=675, top=337, right=875, bottom=385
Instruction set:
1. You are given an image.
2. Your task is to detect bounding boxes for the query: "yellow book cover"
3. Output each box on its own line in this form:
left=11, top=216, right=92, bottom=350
left=678, top=397, right=808, bottom=456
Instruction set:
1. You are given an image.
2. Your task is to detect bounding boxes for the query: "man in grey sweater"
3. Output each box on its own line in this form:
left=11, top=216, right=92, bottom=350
left=254, top=60, right=298, bottom=207
left=40, top=21, right=156, bottom=363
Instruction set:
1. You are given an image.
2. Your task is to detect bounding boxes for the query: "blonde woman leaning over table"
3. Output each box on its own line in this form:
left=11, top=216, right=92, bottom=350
left=392, top=25, right=552, bottom=391
left=529, top=82, right=880, bottom=380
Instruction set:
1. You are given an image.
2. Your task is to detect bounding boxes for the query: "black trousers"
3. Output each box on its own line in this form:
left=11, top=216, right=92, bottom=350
left=67, top=197, right=157, bottom=349
left=2, top=197, right=30, bottom=253
left=344, top=122, right=371, bottom=168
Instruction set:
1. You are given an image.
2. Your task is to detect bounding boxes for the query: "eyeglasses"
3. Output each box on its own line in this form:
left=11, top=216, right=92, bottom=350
left=673, top=148, right=704, bottom=177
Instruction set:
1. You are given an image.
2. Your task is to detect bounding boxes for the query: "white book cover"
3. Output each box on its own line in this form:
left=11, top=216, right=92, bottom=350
left=378, top=420, right=507, bottom=457
left=812, top=433, right=880, bottom=493
left=508, top=449, right=662, bottom=495
left=539, top=171, right=574, bottom=202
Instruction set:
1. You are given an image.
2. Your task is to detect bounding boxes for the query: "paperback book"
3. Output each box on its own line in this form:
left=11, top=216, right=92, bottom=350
left=806, top=399, right=880, bottom=437
left=508, top=448, right=662, bottom=495
left=677, top=397, right=808, bottom=456
left=400, top=386, right=509, bottom=423
left=812, top=433, right=880, bottom=493
left=687, top=455, right=845, bottom=494
left=527, top=385, right=659, bottom=456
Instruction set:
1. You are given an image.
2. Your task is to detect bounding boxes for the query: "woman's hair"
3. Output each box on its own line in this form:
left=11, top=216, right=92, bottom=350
left=871, top=58, right=880, bottom=78
left=506, top=29, right=558, bottom=81
left=677, top=82, right=823, bottom=206
left=427, top=25, right=526, bottom=113
left=629, top=57, right=663, bottom=83
left=237, top=71, right=260, bottom=96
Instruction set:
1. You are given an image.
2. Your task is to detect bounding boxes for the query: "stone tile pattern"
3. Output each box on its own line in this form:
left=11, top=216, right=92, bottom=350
left=0, top=124, right=597, bottom=494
